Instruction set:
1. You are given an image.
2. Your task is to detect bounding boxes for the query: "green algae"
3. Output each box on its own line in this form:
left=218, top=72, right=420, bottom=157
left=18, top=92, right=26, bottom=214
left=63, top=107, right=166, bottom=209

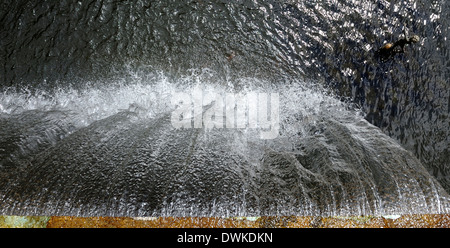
left=0, top=216, right=50, bottom=228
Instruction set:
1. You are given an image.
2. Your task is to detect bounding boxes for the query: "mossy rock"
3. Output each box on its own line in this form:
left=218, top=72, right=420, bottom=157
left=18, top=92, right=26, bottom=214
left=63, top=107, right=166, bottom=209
left=0, top=216, right=50, bottom=228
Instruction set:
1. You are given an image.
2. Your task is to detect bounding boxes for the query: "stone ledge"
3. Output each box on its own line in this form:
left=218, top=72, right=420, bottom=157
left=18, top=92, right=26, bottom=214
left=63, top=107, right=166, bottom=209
left=2, top=214, right=449, bottom=228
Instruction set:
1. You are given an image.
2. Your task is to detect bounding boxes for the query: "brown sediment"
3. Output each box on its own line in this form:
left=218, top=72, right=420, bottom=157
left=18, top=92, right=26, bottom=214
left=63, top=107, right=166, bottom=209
left=42, top=214, right=450, bottom=228
left=2, top=214, right=448, bottom=228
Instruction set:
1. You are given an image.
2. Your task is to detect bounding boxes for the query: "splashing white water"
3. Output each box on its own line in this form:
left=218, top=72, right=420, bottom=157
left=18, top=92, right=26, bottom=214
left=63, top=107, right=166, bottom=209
left=0, top=72, right=360, bottom=136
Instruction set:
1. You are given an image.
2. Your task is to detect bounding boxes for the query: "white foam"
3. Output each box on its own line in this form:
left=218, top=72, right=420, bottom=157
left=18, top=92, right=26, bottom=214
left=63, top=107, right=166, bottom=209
left=0, top=72, right=361, bottom=135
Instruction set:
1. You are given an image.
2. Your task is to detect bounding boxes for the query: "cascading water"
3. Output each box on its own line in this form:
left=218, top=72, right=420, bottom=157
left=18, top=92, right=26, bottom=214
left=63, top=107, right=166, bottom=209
left=0, top=72, right=448, bottom=216
left=0, top=0, right=449, bottom=217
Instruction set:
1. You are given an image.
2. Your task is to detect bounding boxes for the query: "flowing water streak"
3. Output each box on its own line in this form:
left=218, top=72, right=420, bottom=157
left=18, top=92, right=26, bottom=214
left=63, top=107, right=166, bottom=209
left=0, top=72, right=448, bottom=216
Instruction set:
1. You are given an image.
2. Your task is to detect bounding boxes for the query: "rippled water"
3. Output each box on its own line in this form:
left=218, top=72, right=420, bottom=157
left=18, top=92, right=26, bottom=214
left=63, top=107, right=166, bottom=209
left=0, top=0, right=449, bottom=216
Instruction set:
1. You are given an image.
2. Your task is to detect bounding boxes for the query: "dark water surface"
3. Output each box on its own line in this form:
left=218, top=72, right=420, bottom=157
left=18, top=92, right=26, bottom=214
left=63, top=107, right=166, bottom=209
left=0, top=0, right=449, bottom=216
